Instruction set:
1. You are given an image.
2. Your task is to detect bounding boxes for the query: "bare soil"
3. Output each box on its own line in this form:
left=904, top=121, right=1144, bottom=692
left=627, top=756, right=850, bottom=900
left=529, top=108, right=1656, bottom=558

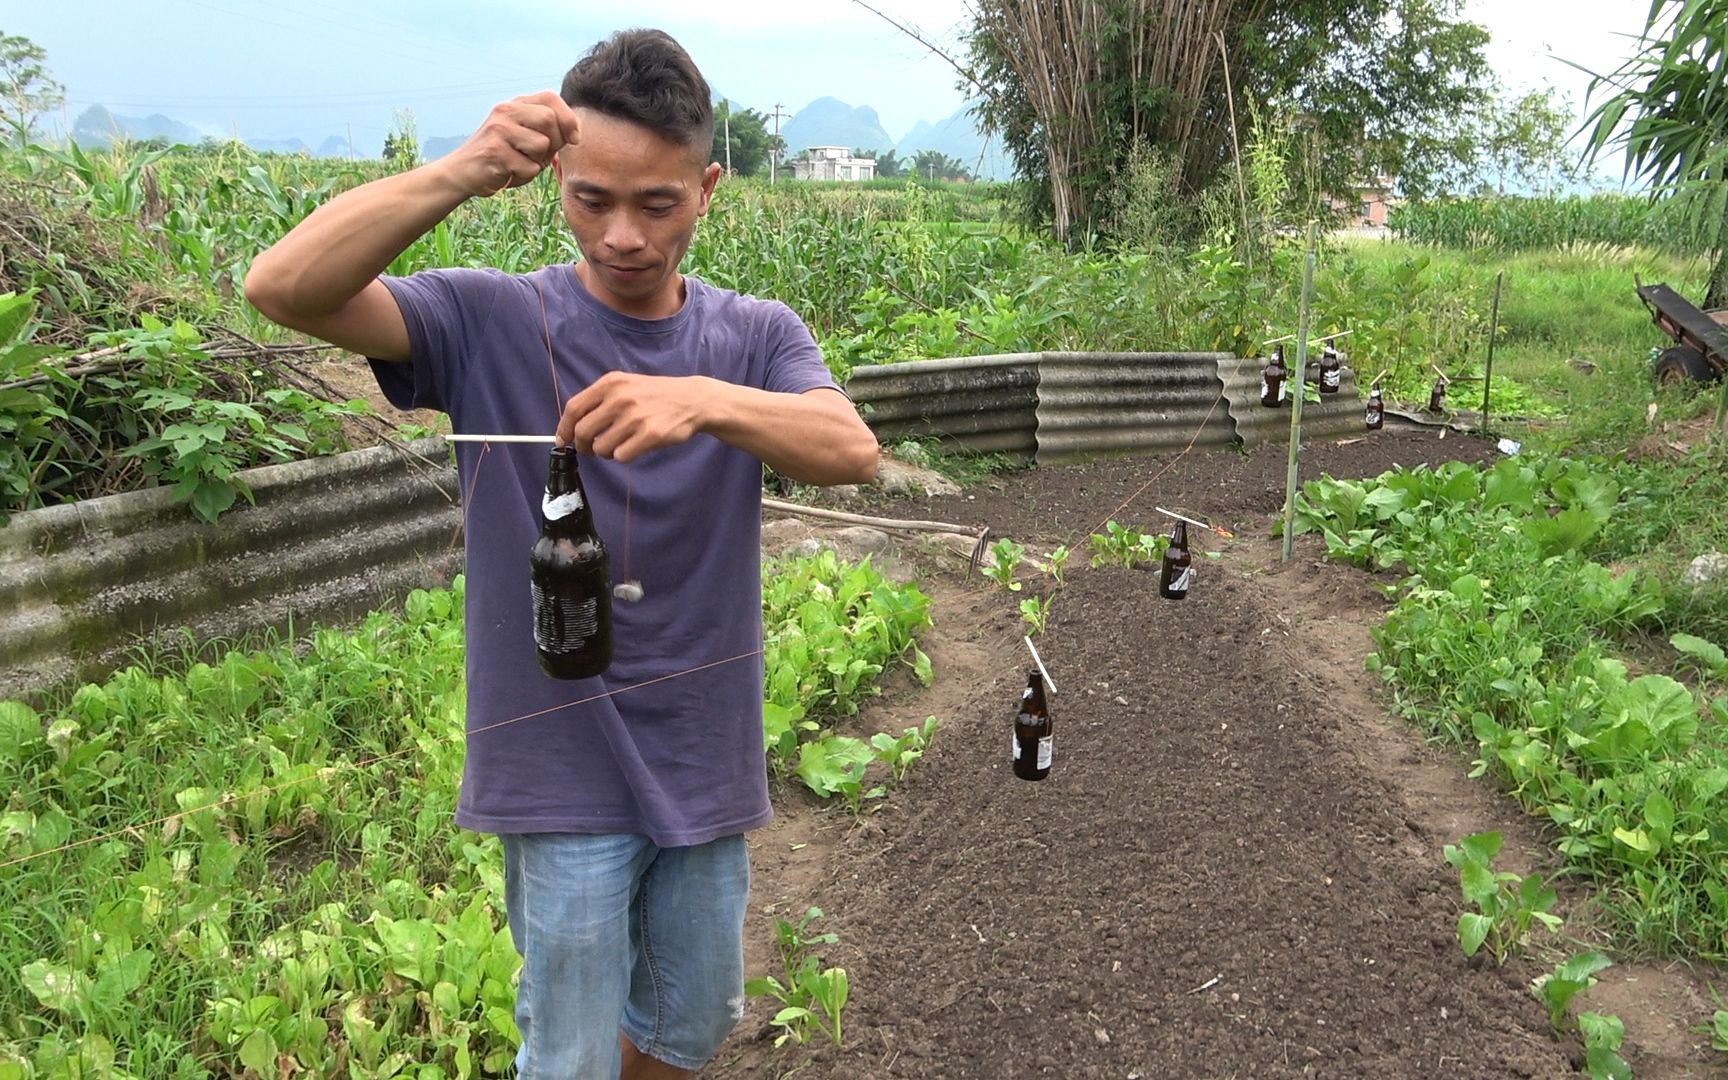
left=720, top=427, right=1726, bottom=1079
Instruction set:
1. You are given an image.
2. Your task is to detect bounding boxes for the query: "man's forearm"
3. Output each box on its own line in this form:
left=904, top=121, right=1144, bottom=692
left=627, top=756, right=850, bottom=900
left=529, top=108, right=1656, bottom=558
left=246, top=164, right=469, bottom=319
left=703, top=384, right=878, bottom=487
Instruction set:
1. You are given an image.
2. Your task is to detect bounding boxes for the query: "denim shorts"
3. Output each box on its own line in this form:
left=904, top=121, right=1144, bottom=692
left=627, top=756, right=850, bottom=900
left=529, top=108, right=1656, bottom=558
left=500, top=832, right=751, bottom=1077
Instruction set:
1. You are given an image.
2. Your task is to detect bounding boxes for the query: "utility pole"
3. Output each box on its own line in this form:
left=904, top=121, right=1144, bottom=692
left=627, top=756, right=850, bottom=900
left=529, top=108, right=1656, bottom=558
left=346, top=123, right=354, bottom=160
left=769, top=103, right=788, bottom=184
left=723, top=105, right=732, bottom=175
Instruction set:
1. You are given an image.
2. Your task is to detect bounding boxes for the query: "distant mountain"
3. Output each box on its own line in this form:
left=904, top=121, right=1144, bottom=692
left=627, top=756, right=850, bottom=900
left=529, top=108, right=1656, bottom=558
left=247, top=136, right=311, bottom=155
left=896, top=105, right=1012, bottom=181
left=72, top=105, right=204, bottom=148
left=781, top=97, right=894, bottom=156
left=64, top=95, right=1018, bottom=181
left=422, top=134, right=467, bottom=161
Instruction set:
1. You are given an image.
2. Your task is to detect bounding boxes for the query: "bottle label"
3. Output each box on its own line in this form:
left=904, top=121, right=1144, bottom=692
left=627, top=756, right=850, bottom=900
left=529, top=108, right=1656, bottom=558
left=543, top=488, right=585, bottom=521
left=1366, top=405, right=1377, bottom=424
left=1012, top=732, right=1020, bottom=761
left=531, top=583, right=600, bottom=652
left=1322, top=370, right=1341, bottom=390
left=1277, top=379, right=1288, bottom=402
left=1037, top=735, right=1053, bottom=770
left=1170, top=567, right=1193, bottom=594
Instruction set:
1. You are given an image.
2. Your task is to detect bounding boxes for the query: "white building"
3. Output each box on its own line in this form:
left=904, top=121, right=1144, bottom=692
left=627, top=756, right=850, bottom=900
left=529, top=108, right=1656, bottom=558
left=792, top=146, right=877, bottom=182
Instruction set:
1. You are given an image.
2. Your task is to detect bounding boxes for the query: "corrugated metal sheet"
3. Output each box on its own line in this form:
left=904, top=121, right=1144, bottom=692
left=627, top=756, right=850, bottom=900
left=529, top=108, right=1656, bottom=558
left=1219, top=356, right=1365, bottom=447
left=846, top=354, right=1039, bottom=455
left=0, top=438, right=463, bottom=700
left=1034, top=352, right=1235, bottom=465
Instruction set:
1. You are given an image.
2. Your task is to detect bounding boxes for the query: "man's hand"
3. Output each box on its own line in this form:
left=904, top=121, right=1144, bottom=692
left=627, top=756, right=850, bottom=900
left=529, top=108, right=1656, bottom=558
left=556, top=373, right=710, bottom=463
left=440, top=92, right=581, bottom=198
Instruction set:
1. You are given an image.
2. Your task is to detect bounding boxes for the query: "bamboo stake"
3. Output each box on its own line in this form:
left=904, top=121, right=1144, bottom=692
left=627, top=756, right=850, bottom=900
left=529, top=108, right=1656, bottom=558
left=1481, top=271, right=1503, bottom=433
left=1281, top=222, right=1320, bottom=563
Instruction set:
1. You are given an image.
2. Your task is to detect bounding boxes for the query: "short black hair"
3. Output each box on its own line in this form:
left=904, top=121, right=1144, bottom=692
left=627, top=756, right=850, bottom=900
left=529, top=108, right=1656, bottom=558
left=561, top=29, right=714, bottom=161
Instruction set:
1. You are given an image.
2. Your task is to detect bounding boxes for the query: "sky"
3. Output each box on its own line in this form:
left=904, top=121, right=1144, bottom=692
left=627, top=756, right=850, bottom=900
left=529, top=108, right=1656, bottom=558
left=7, top=0, right=1654, bottom=159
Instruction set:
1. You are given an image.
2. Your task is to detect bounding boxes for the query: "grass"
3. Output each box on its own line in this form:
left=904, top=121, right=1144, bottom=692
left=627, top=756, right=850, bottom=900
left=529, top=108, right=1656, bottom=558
left=1335, top=236, right=1713, bottom=449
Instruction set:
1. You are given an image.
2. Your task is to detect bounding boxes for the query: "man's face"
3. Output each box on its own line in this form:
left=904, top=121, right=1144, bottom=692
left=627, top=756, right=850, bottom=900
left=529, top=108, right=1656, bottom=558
left=555, top=109, right=720, bottom=320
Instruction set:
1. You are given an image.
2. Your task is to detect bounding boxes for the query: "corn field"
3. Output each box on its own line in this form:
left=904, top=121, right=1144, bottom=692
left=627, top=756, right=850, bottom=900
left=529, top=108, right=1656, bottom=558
left=1389, top=193, right=1712, bottom=254
left=0, top=140, right=1606, bottom=521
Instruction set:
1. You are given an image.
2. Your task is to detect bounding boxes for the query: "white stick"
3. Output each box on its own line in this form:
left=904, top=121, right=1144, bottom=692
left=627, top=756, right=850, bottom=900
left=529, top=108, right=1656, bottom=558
left=1264, top=329, right=1353, bottom=348
left=1023, top=636, right=1058, bottom=696
left=443, top=433, right=558, bottom=444
left=1154, top=506, right=1216, bottom=532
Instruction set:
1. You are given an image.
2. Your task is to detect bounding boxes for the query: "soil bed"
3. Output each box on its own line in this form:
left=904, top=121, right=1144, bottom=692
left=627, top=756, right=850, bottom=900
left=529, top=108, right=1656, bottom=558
left=723, top=427, right=1721, bottom=1078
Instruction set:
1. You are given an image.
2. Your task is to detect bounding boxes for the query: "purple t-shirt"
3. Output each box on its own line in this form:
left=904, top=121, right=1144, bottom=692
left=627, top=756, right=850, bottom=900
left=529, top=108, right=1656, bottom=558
left=370, top=265, right=838, bottom=846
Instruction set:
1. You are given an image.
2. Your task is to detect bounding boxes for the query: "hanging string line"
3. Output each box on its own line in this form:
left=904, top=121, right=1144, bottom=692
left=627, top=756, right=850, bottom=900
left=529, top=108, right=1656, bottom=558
left=1002, top=389, right=1230, bottom=686
left=10, top=362, right=1236, bottom=868
left=0, top=649, right=763, bottom=872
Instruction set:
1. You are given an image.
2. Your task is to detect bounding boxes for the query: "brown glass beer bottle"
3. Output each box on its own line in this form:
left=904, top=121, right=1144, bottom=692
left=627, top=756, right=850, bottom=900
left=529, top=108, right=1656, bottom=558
left=1318, top=345, right=1343, bottom=393
left=1012, top=670, right=1052, bottom=781
left=1159, top=521, right=1193, bottom=600
left=530, top=446, right=614, bottom=679
left=1260, top=344, right=1288, bottom=408
left=1427, top=376, right=1448, bottom=414
left=1365, top=386, right=1384, bottom=430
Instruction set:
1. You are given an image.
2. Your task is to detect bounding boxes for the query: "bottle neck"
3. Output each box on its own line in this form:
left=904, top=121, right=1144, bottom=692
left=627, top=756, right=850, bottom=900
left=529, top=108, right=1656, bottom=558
left=1023, top=670, right=1048, bottom=716
left=1170, top=521, right=1188, bottom=547
left=543, top=447, right=598, bottom=533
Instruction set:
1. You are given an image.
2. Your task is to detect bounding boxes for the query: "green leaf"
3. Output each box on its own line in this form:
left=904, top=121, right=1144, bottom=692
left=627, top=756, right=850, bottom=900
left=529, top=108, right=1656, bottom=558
left=238, top=1029, right=277, bottom=1076
left=1555, top=951, right=1615, bottom=985
left=190, top=480, right=240, bottom=523
left=0, top=701, right=42, bottom=762
left=912, top=647, right=934, bottom=687
left=1670, top=632, right=1728, bottom=675
left=1643, top=790, right=1675, bottom=842
left=20, top=959, right=83, bottom=1014
left=1578, top=1011, right=1625, bottom=1051
left=1524, top=504, right=1600, bottom=557
left=1612, top=826, right=1655, bottom=854
left=1458, top=912, right=1492, bottom=957
left=0, top=292, right=39, bottom=348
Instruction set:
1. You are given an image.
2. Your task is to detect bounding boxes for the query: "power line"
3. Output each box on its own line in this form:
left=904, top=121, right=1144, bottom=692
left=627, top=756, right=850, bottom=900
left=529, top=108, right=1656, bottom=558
left=62, top=75, right=562, bottom=109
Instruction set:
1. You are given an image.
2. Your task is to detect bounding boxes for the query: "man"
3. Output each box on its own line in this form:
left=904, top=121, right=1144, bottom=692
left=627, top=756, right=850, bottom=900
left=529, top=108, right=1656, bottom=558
left=245, top=28, right=878, bottom=1079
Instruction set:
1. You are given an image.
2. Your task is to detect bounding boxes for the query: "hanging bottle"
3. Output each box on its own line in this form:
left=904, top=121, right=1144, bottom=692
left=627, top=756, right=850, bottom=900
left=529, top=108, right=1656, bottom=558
left=1260, top=344, right=1288, bottom=408
left=1318, top=345, right=1343, bottom=394
left=1428, top=375, right=1448, bottom=414
left=1159, top=521, right=1192, bottom=600
left=530, top=446, right=614, bottom=679
left=1011, top=669, right=1052, bottom=781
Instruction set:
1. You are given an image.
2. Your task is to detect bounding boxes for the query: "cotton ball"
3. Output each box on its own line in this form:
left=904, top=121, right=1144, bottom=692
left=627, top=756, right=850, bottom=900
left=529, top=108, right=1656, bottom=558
left=613, top=580, right=645, bottom=603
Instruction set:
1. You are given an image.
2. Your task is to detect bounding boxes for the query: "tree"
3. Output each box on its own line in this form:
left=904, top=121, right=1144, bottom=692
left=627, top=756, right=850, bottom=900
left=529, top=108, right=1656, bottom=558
left=910, top=149, right=970, bottom=182
left=1580, top=1, right=1728, bottom=307
left=876, top=148, right=903, bottom=178
left=1469, top=88, right=1578, bottom=196
left=965, top=0, right=1495, bottom=244
left=382, top=108, right=420, bottom=166
left=714, top=100, right=778, bottom=177
left=1, top=32, right=64, bottom=143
